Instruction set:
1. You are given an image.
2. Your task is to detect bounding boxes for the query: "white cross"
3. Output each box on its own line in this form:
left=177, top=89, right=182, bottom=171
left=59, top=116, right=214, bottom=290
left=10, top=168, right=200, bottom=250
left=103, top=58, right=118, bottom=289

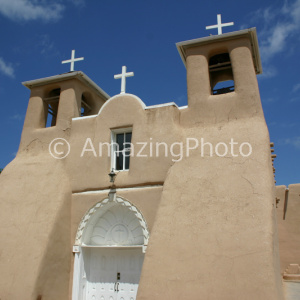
left=206, top=14, right=234, bottom=35
left=114, top=66, right=134, bottom=94
left=61, top=50, right=84, bottom=72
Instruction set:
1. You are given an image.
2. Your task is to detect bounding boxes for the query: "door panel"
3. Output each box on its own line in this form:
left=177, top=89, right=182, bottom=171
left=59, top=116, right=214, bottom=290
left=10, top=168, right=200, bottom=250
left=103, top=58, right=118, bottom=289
left=117, top=250, right=144, bottom=300
left=86, top=248, right=117, bottom=300
left=84, top=248, right=144, bottom=300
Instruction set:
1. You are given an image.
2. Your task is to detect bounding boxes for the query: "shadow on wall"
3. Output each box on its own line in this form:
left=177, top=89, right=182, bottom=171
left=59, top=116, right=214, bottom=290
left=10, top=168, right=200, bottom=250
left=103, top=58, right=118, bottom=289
left=33, top=188, right=72, bottom=299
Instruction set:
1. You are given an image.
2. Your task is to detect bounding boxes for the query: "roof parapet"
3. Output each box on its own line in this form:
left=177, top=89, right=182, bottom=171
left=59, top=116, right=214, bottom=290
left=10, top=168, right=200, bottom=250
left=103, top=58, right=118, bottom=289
left=22, top=71, right=110, bottom=100
left=176, top=28, right=262, bottom=75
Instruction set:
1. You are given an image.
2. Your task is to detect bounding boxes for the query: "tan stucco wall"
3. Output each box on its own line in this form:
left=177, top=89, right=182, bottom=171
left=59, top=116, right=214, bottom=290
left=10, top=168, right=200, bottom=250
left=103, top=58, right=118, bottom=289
left=137, top=36, right=283, bottom=300
left=138, top=119, right=283, bottom=300
left=276, top=184, right=300, bottom=275
left=67, top=95, right=181, bottom=192
left=0, top=155, right=72, bottom=300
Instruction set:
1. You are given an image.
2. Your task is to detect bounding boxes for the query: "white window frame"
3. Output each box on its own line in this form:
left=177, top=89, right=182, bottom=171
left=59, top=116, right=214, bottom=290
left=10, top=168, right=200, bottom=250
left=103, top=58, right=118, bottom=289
left=111, top=127, right=132, bottom=171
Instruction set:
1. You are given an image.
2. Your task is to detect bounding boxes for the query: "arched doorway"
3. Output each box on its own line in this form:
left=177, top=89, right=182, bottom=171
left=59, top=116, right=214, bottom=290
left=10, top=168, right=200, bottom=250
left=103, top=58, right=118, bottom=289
left=72, top=195, right=149, bottom=300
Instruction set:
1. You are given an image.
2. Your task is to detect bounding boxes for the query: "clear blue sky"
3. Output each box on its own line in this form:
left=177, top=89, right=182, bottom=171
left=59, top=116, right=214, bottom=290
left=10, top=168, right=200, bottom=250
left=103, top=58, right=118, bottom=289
left=0, top=0, right=299, bottom=186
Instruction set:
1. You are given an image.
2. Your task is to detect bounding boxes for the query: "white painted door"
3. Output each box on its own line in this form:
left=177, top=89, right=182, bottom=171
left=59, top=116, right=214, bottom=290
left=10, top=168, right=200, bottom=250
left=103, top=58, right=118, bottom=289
left=116, top=249, right=144, bottom=300
left=84, top=248, right=144, bottom=300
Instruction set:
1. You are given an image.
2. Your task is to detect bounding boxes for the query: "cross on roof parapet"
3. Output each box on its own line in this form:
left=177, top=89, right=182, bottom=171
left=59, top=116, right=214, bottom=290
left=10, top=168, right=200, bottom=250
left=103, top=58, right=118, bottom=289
left=114, top=66, right=134, bottom=94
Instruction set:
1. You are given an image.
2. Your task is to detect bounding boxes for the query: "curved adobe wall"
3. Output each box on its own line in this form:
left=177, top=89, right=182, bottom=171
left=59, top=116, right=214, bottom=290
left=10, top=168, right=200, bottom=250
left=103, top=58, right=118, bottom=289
left=138, top=116, right=284, bottom=299
left=0, top=155, right=72, bottom=300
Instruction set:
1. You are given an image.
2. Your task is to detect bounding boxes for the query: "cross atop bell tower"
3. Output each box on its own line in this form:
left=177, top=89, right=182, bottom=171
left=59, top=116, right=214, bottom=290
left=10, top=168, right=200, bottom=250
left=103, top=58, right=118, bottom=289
left=61, top=50, right=84, bottom=72
left=206, top=14, right=234, bottom=35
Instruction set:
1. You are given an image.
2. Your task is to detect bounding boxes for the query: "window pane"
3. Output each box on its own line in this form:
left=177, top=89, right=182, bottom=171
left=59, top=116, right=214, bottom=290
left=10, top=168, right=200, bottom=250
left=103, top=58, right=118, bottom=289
left=124, top=142, right=131, bottom=151
left=116, top=133, right=124, bottom=151
left=113, top=130, right=132, bottom=171
left=125, top=132, right=132, bottom=144
left=115, top=151, right=123, bottom=170
left=124, top=150, right=130, bottom=170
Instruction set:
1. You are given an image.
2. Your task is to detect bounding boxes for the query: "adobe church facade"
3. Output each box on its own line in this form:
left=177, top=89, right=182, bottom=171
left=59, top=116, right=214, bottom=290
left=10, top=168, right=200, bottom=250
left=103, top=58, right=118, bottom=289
left=0, top=27, right=299, bottom=300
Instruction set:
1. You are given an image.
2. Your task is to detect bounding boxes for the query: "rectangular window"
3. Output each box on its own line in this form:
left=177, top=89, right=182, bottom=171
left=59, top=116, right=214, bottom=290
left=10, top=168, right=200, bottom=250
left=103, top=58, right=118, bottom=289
left=111, top=128, right=132, bottom=171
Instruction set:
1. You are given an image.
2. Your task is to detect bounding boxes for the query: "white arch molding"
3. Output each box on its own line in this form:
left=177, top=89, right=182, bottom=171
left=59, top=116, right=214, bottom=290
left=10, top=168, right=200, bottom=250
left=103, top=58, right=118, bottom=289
left=72, top=193, right=149, bottom=300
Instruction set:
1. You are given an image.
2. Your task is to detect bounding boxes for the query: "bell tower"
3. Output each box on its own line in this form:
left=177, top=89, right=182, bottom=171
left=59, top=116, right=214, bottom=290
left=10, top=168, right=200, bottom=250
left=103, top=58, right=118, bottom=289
left=20, top=71, right=109, bottom=152
left=137, top=27, right=284, bottom=300
left=177, top=28, right=263, bottom=125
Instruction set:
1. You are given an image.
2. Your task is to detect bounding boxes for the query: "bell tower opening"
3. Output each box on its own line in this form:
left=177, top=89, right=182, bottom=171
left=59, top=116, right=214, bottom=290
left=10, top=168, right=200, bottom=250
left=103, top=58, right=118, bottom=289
left=80, top=93, right=92, bottom=117
left=44, top=88, right=61, bottom=127
left=209, top=53, right=235, bottom=95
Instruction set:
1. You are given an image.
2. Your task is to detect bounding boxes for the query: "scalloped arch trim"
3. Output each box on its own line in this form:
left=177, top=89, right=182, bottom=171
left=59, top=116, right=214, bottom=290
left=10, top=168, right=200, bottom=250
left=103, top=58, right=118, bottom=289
left=75, top=195, right=149, bottom=249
